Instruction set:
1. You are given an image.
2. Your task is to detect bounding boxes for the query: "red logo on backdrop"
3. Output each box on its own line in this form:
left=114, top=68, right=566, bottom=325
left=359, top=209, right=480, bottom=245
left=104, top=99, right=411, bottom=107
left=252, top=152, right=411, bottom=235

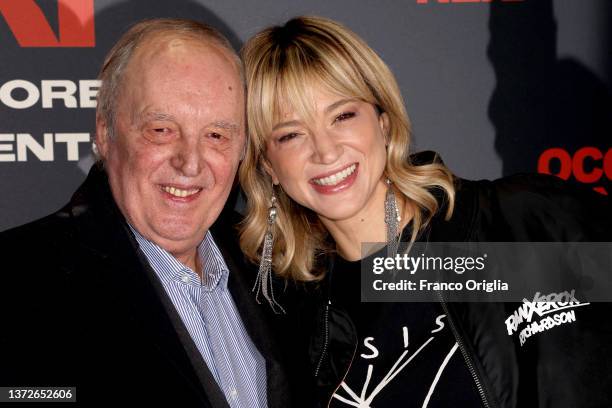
left=538, top=147, right=612, bottom=195
left=0, top=0, right=94, bottom=47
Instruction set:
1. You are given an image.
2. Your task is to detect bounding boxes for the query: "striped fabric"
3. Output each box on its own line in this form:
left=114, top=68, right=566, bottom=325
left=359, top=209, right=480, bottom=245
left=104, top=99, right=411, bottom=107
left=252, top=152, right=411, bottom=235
left=129, top=225, right=268, bottom=408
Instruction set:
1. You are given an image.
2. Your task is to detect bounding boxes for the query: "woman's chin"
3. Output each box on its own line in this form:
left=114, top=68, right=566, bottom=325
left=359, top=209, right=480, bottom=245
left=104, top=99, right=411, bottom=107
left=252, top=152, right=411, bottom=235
left=305, top=184, right=377, bottom=223
left=314, top=204, right=364, bottom=224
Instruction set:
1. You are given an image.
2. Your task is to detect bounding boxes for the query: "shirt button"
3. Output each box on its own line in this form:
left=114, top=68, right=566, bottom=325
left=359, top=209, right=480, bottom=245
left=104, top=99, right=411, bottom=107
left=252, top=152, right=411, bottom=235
left=230, top=389, right=238, bottom=399
left=181, top=275, right=189, bottom=283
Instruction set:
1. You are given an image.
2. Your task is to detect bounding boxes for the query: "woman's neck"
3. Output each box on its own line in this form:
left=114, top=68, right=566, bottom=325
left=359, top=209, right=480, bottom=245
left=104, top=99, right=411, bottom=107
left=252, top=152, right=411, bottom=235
left=319, top=180, right=412, bottom=261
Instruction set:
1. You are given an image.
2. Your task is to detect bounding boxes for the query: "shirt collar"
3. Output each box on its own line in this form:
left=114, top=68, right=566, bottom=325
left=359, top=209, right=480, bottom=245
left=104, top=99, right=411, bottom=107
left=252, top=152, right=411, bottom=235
left=128, top=224, right=229, bottom=291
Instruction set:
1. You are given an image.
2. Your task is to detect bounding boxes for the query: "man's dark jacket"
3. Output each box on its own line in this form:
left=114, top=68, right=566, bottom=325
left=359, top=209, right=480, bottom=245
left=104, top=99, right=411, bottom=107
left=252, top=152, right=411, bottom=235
left=0, top=164, right=291, bottom=407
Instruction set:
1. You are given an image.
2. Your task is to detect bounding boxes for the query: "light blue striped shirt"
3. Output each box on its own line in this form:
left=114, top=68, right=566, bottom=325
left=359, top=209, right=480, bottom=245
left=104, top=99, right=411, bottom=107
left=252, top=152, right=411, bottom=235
left=129, top=225, right=267, bottom=408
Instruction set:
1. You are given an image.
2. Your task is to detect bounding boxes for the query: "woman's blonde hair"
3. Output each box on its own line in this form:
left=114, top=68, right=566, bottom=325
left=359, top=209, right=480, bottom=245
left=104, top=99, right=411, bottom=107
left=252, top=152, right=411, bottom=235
left=240, top=16, right=455, bottom=281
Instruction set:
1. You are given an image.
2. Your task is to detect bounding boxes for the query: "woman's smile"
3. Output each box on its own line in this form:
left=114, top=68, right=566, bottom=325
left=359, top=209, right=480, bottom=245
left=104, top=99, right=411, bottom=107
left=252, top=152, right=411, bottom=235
left=309, top=163, right=359, bottom=194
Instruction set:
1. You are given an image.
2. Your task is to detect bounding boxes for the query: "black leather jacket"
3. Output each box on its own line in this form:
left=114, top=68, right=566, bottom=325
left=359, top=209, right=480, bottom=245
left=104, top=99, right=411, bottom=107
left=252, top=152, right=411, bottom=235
left=278, top=162, right=612, bottom=408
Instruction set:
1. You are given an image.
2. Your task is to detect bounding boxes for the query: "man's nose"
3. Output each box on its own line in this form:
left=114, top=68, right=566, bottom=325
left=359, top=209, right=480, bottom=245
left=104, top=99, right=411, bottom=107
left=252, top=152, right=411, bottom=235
left=170, top=135, right=201, bottom=177
left=310, top=130, right=342, bottom=165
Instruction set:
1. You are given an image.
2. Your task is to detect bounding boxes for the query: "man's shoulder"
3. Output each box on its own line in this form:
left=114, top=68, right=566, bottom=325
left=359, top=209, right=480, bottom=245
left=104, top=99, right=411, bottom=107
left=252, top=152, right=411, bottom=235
left=1, top=188, right=99, bottom=248
left=0, top=210, right=72, bottom=249
left=0, top=165, right=129, bottom=268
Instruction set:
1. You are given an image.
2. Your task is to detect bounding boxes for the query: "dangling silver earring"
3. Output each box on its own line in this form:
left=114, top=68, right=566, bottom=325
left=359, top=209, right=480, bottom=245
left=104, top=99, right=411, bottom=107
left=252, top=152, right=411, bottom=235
left=252, top=186, right=286, bottom=314
left=384, top=178, right=401, bottom=257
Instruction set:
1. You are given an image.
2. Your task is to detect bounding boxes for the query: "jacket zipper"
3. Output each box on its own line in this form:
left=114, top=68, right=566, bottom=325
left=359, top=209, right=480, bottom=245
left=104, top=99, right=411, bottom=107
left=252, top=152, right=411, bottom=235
left=317, top=256, right=358, bottom=407
left=438, top=292, right=492, bottom=408
left=314, top=300, right=331, bottom=377
left=313, top=300, right=358, bottom=408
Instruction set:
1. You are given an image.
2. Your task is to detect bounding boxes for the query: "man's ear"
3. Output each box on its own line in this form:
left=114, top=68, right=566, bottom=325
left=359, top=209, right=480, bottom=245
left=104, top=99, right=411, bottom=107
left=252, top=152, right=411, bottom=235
left=379, top=111, right=390, bottom=145
left=95, top=115, right=111, bottom=159
left=261, top=158, right=280, bottom=185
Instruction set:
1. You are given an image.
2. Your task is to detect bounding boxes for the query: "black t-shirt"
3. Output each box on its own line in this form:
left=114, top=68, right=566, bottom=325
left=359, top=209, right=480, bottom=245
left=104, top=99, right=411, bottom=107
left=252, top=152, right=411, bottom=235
left=328, top=253, right=484, bottom=408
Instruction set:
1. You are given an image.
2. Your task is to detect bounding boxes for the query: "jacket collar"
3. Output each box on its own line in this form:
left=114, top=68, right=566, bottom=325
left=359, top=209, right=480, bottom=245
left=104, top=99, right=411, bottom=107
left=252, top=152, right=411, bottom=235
left=62, top=164, right=225, bottom=407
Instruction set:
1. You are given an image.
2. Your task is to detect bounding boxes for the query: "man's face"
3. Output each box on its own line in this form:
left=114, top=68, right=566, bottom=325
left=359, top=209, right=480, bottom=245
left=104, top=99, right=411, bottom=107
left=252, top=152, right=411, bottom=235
left=96, top=36, right=244, bottom=261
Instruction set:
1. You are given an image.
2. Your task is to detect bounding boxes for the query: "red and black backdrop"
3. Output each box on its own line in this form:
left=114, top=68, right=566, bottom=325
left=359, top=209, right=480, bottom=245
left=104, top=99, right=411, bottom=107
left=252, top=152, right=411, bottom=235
left=0, top=0, right=610, bottom=231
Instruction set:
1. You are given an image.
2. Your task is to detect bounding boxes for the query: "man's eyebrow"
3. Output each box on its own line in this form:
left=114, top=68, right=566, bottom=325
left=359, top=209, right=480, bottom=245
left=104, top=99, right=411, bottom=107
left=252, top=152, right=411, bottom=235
left=135, top=113, right=240, bottom=132
left=136, top=111, right=176, bottom=123
left=211, top=121, right=241, bottom=132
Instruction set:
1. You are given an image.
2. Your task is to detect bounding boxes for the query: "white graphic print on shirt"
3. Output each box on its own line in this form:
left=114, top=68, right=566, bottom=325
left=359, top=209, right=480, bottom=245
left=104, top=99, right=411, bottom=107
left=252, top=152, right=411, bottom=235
left=332, top=314, right=459, bottom=408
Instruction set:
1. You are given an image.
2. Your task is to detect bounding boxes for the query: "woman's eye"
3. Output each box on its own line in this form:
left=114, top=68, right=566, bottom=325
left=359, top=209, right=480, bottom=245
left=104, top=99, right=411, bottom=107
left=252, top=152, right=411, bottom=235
left=278, top=132, right=299, bottom=143
left=334, top=111, right=356, bottom=123
left=208, top=132, right=224, bottom=140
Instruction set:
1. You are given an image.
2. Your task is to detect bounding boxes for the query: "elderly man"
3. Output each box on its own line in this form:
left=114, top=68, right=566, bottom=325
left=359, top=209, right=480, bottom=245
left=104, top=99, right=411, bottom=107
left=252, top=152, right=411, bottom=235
left=0, top=19, right=290, bottom=407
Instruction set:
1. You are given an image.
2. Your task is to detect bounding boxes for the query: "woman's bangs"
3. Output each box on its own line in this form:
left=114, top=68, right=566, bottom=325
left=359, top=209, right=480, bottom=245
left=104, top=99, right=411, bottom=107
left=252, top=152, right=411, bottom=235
left=251, top=40, right=375, bottom=150
left=273, top=63, right=372, bottom=129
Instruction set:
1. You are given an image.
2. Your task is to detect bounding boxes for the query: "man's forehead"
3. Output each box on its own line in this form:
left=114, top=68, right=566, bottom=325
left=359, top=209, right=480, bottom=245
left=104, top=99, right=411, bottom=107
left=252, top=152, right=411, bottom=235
left=131, top=34, right=232, bottom=67
left=119, top=34, right=242, bottom=98
left=112, top=33, right=243, bottom=122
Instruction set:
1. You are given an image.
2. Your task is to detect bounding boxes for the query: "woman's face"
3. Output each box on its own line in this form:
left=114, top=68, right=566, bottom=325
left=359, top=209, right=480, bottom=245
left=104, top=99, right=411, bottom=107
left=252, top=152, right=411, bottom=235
left=264, top=85, right=389, bottom=223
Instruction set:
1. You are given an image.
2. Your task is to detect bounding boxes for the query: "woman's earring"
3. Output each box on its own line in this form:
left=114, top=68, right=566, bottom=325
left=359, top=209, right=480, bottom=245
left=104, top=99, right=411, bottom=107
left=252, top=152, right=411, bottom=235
left=252, top=187, right=286, bottom=314
left=384, top=178, right=401, bottom=257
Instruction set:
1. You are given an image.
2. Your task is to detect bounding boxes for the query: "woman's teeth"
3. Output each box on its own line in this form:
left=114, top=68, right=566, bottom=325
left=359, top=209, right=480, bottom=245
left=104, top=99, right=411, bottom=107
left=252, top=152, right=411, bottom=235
left=162, top=186, right=201, bottom=198
left=312, top=164, right=357, bottom=186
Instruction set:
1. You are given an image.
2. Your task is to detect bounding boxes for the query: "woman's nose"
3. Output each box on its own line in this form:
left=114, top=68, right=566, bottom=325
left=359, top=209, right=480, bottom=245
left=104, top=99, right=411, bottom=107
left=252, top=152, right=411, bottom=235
left=310, top=130, right=343, bottom=165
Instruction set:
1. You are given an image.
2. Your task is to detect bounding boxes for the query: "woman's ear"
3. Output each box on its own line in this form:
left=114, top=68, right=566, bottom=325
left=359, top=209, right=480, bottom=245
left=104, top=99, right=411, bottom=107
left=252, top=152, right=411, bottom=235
left=262, top=159, right=280, bottom=185
left=379, top=112, right=390, bottom=145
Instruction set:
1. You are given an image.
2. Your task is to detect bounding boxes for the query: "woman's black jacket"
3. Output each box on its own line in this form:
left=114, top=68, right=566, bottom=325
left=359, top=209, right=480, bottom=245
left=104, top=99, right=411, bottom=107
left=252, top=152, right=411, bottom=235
left=274, top=156, right=612, bottom=408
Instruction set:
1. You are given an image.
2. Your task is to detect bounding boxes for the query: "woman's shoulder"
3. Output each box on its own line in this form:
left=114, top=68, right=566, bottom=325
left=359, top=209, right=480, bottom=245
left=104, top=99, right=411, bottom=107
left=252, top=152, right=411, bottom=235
left=410, top=150, right=592, bottom=201
left=458, top=172, right=608, bottom=217
left=461, top=172, right=591, bottom=200
left=407, top=151, right=609, bottom=241
left=452, top=173, right=610, bottom=241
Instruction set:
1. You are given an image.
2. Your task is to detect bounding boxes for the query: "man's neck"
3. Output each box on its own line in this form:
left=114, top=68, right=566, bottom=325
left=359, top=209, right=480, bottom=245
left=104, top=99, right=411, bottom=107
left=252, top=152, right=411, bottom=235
left=173, top=249, right=201, bottom=278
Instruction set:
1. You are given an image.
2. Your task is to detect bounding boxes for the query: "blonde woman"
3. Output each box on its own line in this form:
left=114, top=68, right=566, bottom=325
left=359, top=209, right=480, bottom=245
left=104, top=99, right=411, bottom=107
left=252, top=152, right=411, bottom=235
left=239, top=16, right=612, bottom=408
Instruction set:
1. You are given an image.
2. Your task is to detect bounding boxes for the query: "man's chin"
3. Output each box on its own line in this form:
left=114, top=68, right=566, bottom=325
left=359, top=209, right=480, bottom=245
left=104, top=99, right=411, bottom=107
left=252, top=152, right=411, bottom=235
left=138, top=222, right=204, bottom=249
